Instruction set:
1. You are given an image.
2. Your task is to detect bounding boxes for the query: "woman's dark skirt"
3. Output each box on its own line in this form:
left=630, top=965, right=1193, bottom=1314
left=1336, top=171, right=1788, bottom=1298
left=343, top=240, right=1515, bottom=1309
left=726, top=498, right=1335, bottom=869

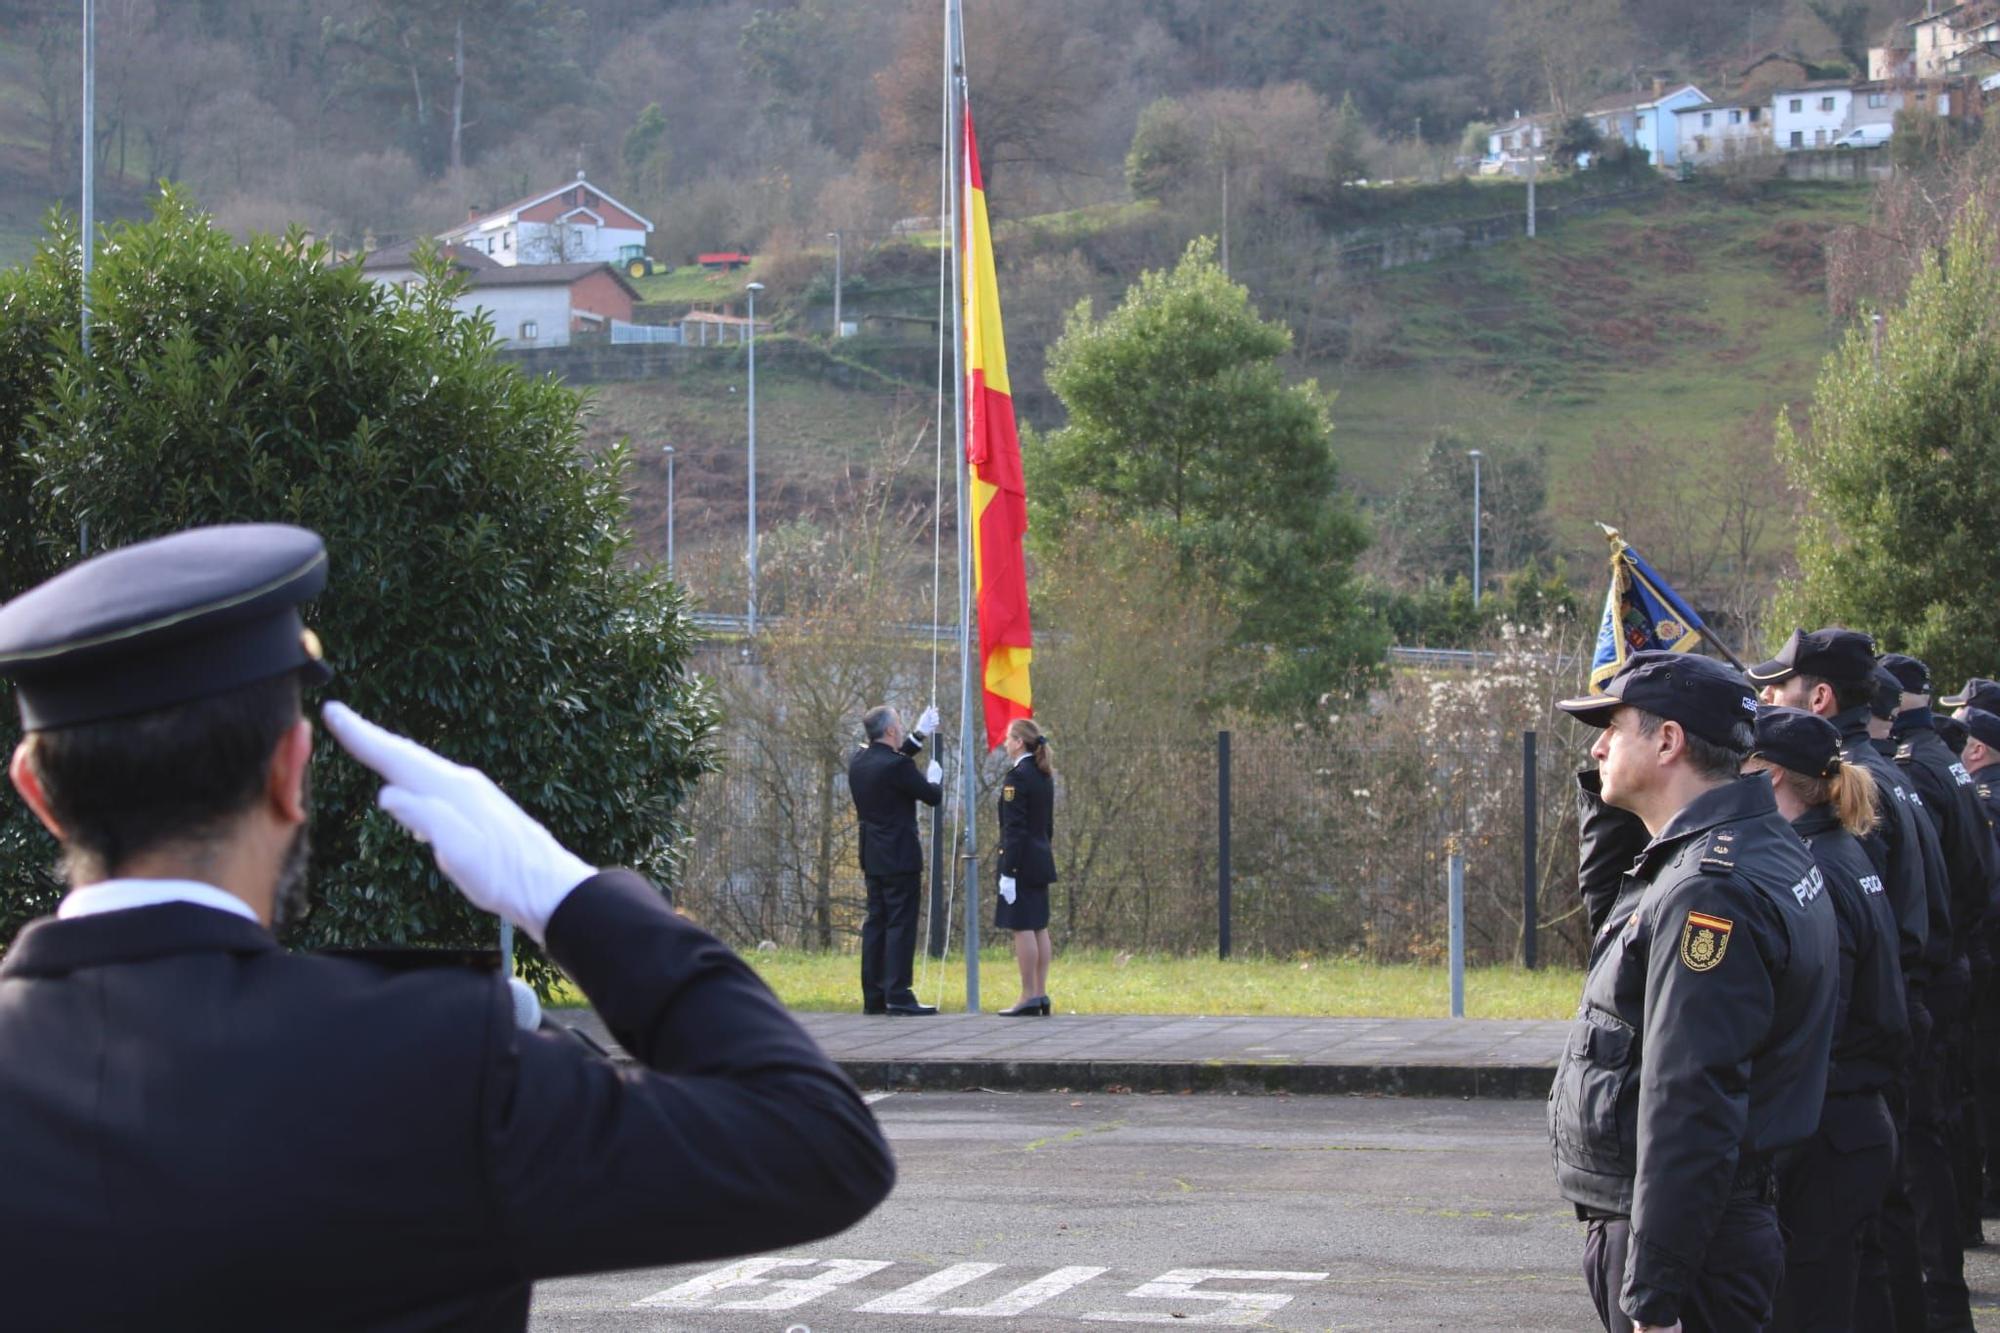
left=994, top=881, right=1050, bottom=931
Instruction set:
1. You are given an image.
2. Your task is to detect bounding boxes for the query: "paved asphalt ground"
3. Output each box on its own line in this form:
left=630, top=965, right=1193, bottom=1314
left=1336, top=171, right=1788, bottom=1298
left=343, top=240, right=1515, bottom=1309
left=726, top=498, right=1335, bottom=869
left=525, top=1090, right=2000, bottom=1330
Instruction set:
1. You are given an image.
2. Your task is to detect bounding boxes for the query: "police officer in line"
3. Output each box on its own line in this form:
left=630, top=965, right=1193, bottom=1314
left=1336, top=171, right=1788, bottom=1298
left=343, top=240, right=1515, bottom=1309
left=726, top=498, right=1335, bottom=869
left=0, top=526, right=895, bottom=1329
left=1745, top=707, right=1906, bottom=1333
left=1553, top=651, right=1836, bottom=1333
left=1955, top=706, right=2000, bottom=1217
left=1752, top=628, right=1966, bottom=1332
left=1942, top=677, right=2000, bottom=718
left=1884, top=653, right=1994, bottom=1250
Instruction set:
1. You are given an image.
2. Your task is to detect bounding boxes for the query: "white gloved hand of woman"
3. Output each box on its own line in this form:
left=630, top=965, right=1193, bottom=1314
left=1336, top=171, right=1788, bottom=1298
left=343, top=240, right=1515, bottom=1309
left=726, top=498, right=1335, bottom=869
left=322, top=702, right=596, bottom=944
left=999, top=875, right=1017, bottom=904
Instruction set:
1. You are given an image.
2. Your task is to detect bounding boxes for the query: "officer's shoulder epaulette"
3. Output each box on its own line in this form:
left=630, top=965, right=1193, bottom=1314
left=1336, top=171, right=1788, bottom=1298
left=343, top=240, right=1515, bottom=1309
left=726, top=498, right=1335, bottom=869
left=1696, top=827, right=1739, bottom=875
left=1895, top=741, right=1915, bottom=763
left=1981, top=783, right=1993, bottom=801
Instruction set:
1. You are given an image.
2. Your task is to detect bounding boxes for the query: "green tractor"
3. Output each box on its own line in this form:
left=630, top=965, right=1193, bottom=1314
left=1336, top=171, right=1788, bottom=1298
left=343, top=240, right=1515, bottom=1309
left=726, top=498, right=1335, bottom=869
left=618, top=243, right=656, bottom=279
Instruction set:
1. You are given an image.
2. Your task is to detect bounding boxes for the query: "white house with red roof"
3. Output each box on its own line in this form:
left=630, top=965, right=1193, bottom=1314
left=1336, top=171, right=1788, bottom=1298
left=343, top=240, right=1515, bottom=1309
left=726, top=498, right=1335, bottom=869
left=435, top=169, right=653, bottom=268
left=359, top=241, right=640, bottom=348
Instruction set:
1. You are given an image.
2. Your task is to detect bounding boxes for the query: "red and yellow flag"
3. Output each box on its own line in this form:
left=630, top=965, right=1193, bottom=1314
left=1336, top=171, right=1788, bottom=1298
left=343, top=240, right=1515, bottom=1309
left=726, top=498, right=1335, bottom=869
left=962, top=107, right=1032, bottom=751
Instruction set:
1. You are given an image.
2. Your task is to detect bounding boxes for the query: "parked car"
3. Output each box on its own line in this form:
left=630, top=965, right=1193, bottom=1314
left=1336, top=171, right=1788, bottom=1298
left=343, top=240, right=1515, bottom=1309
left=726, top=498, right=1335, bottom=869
left=1833, top=123, right=1892, bottom=150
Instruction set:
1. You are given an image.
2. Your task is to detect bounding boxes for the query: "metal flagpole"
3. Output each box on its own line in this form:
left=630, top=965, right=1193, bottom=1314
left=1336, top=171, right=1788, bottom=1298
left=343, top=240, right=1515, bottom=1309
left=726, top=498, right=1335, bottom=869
left=948, top=0, right=979, bottom=1014
left=80, top=0, right=94, bottom=358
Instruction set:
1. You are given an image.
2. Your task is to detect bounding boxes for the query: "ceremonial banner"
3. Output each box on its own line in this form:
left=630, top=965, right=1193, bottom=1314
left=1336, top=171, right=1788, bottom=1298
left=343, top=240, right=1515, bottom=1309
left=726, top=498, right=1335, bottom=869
left=1589, top=525, right=1714, bottom=693
left=962, top=106, right=1033, bottom=749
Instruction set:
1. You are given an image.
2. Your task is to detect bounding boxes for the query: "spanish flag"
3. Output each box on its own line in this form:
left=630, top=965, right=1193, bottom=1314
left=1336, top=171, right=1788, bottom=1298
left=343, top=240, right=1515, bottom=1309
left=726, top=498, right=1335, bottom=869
left=962, top=107, right=1033, bottom=750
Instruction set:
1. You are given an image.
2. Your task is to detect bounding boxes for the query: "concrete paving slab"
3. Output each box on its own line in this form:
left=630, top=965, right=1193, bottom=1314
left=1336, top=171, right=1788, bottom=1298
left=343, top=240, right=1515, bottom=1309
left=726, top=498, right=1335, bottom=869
left=547, top=1009, right=1570, bottom=1098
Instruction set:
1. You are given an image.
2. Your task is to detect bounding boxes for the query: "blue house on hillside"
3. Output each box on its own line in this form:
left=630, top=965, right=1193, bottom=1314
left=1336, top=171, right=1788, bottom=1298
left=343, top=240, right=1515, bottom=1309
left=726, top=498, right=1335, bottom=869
left=1586, top=83, right=1710, bottom=166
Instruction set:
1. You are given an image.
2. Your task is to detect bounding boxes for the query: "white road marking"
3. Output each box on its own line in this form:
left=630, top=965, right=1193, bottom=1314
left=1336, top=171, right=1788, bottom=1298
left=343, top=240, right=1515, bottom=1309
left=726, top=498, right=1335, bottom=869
left=1081, top=1269, right=1330, bottom=1326
left=855, top=1262, right=1003, bottom=1313
left=939, top=1266, right=1111, bottom=1317
left=864, top=1091, right=898, bottom=1105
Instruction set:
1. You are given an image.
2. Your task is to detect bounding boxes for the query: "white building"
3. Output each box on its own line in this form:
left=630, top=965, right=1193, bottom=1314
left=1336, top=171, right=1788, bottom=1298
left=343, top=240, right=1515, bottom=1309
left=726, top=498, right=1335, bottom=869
left=1772, top=82, right=1854, bottom=150
left=435, top=170, right=654, bottom=269
left=1672, top=97, right=1773, bottom=165
left=1910, top=3, right=2000, bottom=79
left=1484, top=116, right=1550, bottom=172
left=358, top=244, right=640, bottom=348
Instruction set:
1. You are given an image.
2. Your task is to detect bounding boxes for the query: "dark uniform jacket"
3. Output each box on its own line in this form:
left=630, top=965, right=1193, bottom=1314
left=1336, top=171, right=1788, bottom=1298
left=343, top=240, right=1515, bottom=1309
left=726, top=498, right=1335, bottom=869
left=1577, top=768, right=1651, bottom=940
left=1792, top=805, right=1909, bottom=1095
left=0, top=872, right=895, bottom=1330
left=1894, top=711, right=1993, bottom=964
left=1834, top=706, right=1942, bottom=985
left=1549, top=777, right=1837, bottom=1328
left=1970, top=761, right=2000, bottom=958
left=848, top=734, right=942, bottom=876
left=997, top=754, right=1057, bottom=885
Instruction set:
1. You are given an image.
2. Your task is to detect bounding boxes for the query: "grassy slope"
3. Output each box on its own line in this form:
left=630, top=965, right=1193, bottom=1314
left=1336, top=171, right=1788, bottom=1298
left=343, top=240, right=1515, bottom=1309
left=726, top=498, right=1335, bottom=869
left=1316, top=181, right=1869, bottom=511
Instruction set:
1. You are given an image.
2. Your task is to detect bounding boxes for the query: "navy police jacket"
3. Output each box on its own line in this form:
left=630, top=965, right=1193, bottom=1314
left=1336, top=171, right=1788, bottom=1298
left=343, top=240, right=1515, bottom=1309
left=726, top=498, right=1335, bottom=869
left=1894, top=711, right=1993, bottom=964
left=1790, top=804, right=1908, bottom=1095
left=848, top=734, right=943, bottom=877
left=997, top=754, right=1057, bottom=885
left=1550, top=777, right=1836, bottom=1329
left=0, top=872, right=895, bottom=1330
left=1834, top=706, right=1942, bottom=984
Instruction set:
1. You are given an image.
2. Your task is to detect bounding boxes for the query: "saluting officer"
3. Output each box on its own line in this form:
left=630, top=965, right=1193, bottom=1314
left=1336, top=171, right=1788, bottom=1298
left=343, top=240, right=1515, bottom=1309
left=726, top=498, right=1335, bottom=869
left=1746, top=707, right=1907, bottom=1333
left=0, top=526, right=895, bottom=1329
left=1553, top=651, right=1836, bottom=1333
left=1752, top=628, right=1963, bottom=1332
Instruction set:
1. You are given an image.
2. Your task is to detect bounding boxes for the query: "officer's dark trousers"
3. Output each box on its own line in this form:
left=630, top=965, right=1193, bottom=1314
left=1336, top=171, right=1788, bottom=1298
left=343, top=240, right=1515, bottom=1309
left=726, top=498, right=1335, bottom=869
left=1910, top=985, right=1975, bottom=1331
left=1772, top=1091, right=1896, bottom=1332
left=860, top=871, right=922, bottom=1008
left=1584, top=1195, right=1782, bottom=1333
left=1977, top=970, right=2000, bottom=1203
left=1859, top=1078, right=1933, bottom=1333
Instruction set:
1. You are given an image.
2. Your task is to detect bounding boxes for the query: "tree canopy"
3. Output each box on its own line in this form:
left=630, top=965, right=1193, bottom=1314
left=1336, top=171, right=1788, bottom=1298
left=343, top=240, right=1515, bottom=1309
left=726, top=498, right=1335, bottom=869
left=1776, top=204, right=2000, bottom=683
left=0, top=194, right=718, bottom=974
left=1030, top=238, right=1382, bottom=716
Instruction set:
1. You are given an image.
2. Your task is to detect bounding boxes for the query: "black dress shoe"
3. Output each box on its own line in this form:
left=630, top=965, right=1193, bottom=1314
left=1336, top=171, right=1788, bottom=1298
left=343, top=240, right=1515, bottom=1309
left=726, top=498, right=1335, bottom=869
left=884, top=1002, right=939, bottom=1016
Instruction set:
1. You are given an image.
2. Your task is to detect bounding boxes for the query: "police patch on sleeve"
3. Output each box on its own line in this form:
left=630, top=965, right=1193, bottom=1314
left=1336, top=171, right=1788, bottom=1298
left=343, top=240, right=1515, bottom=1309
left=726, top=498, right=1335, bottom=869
left=1002, top=784, right=1016, bottom=802
left=1680, top=912, right=1733, bottom=972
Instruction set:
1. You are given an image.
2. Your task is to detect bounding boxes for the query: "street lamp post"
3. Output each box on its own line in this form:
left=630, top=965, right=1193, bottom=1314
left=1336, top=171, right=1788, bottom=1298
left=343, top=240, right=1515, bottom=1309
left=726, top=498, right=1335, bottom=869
left=745, top=281, right=764, bottom=636
left=663, top=444, right=676, bottom=579
left=827, top=230, right=843, bottom=338
left=1468, top=449, right=1483, bottom=609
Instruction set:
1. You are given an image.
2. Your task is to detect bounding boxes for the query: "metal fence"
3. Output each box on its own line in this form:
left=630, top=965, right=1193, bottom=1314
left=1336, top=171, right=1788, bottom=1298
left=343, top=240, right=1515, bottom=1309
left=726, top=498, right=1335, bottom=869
left=674, top=726, right=1591, bottom=967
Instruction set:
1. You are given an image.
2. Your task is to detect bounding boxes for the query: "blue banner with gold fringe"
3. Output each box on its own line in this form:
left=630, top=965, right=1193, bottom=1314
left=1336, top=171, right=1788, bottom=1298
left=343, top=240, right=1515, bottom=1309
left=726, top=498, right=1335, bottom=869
left=1589, top=525, right=1714, bottom=693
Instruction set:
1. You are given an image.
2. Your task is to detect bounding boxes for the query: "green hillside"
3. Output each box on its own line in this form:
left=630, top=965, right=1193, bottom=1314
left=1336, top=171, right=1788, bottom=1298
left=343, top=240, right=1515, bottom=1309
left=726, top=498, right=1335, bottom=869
left=1316, top=181, right=1868, bottom=506
left=593, top=178, right=1870, bottom=578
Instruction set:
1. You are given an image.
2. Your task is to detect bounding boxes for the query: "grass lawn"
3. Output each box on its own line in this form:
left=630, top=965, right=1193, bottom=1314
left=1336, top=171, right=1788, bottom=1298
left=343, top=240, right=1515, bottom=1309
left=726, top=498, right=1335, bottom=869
left=629, top=264, right=766, bottom=304
left=555, top=949, right=1583, bottom=1020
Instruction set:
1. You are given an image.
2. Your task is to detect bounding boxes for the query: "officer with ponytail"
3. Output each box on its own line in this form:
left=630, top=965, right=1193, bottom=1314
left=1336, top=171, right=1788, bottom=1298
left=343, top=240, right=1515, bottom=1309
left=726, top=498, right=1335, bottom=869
left=995, top=718, right=1058, bottom=1017
left=1746, top=706, right=1908, bottom=1332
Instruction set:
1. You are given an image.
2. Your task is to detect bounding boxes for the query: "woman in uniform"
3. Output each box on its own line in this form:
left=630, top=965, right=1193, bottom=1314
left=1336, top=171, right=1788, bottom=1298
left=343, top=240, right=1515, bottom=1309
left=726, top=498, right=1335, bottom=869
left=1745, top=705, right=1907, bottom=1333
left=995, top=718, right=1058, bottom=1017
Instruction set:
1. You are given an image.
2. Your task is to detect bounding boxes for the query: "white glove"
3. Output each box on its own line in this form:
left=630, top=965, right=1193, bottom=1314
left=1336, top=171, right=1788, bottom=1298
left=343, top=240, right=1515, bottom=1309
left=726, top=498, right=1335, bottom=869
left=999, top=875, right=1017, bottom=904
left=322, top=702, right=595, bottom=945
left=915, top=704, right=940, bottom=736
left=926, top=760, right=944, bottom=785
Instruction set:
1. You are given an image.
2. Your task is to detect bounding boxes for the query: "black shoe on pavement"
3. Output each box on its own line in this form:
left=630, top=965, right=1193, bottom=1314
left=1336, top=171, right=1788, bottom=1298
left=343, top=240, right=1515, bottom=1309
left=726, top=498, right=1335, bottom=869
left=885, top=1002, right=939, bottom=1016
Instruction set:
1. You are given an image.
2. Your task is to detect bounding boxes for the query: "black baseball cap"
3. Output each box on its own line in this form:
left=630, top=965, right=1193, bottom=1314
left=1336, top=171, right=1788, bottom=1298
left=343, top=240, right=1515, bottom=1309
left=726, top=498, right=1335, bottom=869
left=1747, top=627, right=1878, bottom=688
left=1936, top=714, right=1969, bottom=755
left=1941, top=678, right=2000, bottom=712
left=1962, top=708, right=2000, bottom=752
left=1750, top=705, right=1843, bottom=780
left=0, top=524, right=332, bottom=730
left=1869, top=666, right=1903, bottom=721
left=1558, top=650, right=1758, bottom=748
left=1877, top=653, right=1932, bottom=695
